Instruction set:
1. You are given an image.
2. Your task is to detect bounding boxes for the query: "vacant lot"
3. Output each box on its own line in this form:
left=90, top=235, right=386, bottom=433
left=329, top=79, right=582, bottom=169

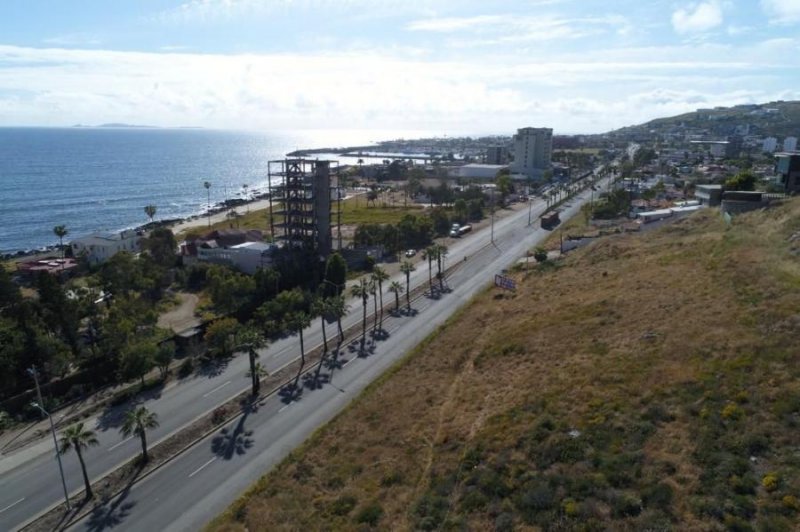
left=210, top=199, right=800, bottom=531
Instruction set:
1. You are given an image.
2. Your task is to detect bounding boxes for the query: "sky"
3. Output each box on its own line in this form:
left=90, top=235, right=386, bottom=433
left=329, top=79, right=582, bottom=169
left=0, top=0, right=799, bottom=134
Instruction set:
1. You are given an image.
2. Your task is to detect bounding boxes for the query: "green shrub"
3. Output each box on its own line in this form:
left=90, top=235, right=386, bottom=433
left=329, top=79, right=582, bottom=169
left=460, top=488, right=489, bottom=512
left=330, top=494, right=358, bottom=516
left=380, top=470, right=403, bottom=487
left=642, top=482, right=674, bottom=510
left=611, top=492, right=642, bottom=518
left=494, top=512, right=514, bottom=532
left=355, top=502, right=383, bottom=526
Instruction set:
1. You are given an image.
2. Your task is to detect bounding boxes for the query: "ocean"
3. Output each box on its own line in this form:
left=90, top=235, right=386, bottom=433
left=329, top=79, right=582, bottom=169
left=0, top=127, right=425, bottom=255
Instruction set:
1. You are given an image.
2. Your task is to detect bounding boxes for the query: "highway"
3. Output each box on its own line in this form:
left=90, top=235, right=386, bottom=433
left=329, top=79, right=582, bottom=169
left=0, top=181, right=600, bottom=531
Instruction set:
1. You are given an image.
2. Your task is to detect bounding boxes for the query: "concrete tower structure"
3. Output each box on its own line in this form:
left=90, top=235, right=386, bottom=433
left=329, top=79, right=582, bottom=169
left=511, top=127, right=553, bottom=179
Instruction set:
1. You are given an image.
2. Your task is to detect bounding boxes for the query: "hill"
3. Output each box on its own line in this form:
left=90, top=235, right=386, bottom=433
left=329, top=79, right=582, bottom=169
left=611, top=100, right=800, bottom=139
left=210, top=200, right=800, bottom=531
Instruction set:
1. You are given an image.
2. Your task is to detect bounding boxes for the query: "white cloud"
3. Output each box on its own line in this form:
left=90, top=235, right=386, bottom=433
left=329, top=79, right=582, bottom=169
left=0, top=42, right=793, bottom=133
left=42, top=33, right=103, bottom=46
left=671, top=1, right=724, bottom=34
left=761, top=0, right=800, bottom=24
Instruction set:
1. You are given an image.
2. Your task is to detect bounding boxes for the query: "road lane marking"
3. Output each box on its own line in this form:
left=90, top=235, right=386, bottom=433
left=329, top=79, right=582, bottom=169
left=279, top=402, right=294, bottom=413
left=202, top=380, right=231, bottom=398
left=0, top=497, right=25, bottom=513
left=188, top=457, right=216, bottom=478
left=108, top=436, right=134, bottom=451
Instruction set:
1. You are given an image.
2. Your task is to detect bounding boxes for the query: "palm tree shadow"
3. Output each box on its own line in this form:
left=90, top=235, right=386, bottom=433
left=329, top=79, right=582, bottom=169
left=195, top=357, right=230, bottom=379
left=278, top=383, right=303, bottom=403
left=84, top=463, right=144, bottom=531
left=371, top=328, right=390, bottom=342
left=210, top=404, right=255, bottom=460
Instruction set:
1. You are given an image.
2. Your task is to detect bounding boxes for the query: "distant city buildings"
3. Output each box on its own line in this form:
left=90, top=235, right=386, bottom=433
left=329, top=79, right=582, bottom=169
left=510, top=127, right=553, bottom=179
left=783, top=136, right=798, bottom=152
left=70, top=229, right=140, bottom=265
left=762, top=137, right=778, bottom=153
left=689, top=136, right=741, bottom=159
left=181, top=229, right=276, bottom=274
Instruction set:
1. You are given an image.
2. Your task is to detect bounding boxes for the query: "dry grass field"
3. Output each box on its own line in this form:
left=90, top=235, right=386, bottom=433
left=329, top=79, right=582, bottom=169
left=209, top=199, right=800, bottom=531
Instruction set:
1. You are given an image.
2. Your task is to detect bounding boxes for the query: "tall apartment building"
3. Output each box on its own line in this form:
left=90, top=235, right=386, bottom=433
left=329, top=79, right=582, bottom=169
left=763, top=137, right=778, bottom=153
left=485, top=146, right=509, bottom=165
left=511, top=127, right=553, bottom=179
left=784, top=136, right=798, bottom=152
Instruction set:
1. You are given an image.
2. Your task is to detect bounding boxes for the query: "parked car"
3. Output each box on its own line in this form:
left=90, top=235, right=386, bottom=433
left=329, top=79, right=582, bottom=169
left=405, top=249, right=416, bottom=257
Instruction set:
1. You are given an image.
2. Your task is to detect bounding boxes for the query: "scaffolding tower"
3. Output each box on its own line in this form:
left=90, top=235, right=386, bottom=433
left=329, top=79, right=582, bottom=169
left=267, top=158, right=341, bottom=257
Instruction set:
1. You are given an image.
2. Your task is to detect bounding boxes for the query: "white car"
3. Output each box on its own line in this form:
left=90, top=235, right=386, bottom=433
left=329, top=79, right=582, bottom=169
left=405, top=249, right=416, bottom=257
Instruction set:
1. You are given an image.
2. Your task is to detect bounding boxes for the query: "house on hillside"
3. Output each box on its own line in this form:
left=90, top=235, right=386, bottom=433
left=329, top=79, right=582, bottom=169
left=70, top=230, right=141, bottom=265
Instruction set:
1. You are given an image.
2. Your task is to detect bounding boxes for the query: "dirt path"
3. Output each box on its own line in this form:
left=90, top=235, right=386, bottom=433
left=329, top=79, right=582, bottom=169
left=157, top=292, right=201, bottom=333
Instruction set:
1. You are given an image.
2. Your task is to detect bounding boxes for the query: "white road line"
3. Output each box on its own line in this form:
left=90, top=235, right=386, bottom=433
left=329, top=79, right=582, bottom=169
left=278, top=402, right=293, bottom=413
left=108, top=436, right=134, bottom=452
left=188, top=457, right=216, bottom=478
left=0, top=497, right=25, bottom=514
left=202, top=380, right=231, bottom=398
left=343, top=358, right=355, bottom=367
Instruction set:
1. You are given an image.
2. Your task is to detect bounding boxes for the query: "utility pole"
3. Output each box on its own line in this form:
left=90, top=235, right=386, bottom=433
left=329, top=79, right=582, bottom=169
left=490, top=194, right=495, bottom=244
left=527, top=194, right=533, bottom=226
left=28, top=366, right=45, bottom=420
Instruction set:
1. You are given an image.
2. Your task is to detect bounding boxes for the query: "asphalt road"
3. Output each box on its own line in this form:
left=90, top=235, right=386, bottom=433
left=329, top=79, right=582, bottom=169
left=0, top=180, right=603, bottom=531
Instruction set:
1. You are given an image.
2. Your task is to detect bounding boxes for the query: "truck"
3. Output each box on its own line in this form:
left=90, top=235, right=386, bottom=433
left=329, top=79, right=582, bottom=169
left=540, top=211, right=560, bottom=230
left=449, top=224, right=472, bottom=237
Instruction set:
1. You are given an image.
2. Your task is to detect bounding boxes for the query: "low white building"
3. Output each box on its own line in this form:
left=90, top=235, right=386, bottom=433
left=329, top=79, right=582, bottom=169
left=196, top=241, right=277, bottom=274
left=70, top=230, right=141, bottom=265
left=457, top=163, right=508, bottom=180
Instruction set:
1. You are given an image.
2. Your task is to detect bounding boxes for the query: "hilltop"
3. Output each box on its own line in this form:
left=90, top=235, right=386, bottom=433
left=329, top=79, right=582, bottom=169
left=610, top=100, right=800, bottom=139
left=210, top=199, right=800, bottom=531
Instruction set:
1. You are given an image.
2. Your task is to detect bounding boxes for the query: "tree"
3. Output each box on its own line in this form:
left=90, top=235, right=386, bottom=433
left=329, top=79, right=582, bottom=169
left=423, top=246, right=437, bottom=292
left=350, top=278, right=370, bottom=353
left=388, top=281, right=403, bottom=311
left=323, top=253, right=347, bottom=297
left=53, top=225, right=68, bottom=261
left=328, top=294, right=349, bottom=347
left=400, top=261, right=415, bottom=312
left=286, top=311, right=311, bottom=392
left=725, top=170, right=756, bottom=191
left=453, top=198, right=468, bottom=224
left=144, top=205, right=157, bottom=225
left=121, top=406, right=159, bottom=463
left=238, top=328, right=266, bottom=396
left=435, top=244, right=448, bottom=291
left=371, top=266, right=389, bottom=329
left=496, top=174, right=513, bottom=207
left=143, top=227, right=177, bottom=268
left=310, top=297, right=331, bottom=383
left=155, top=341, right=175, bottom=378
left=533, top=247, right=548, bottom=263
left=119, top=341, right=156, bottom=386
left=204, top=317, right=240, bottom=358
left=59, top=422, right=99, bottom=499
left=204, top=181, right=212, bottom=227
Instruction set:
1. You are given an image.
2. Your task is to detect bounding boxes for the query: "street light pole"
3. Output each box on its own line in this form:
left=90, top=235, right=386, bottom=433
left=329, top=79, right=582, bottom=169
left=28, top=366, right=45, bottom=420
left=32, top=402, right=71, bottom=511
left=527, top=195, right=532, bottom=226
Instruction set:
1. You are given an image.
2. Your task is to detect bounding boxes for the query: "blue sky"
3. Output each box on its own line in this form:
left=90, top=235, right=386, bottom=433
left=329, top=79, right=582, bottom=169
left=0, top=0, right=799, bottom=134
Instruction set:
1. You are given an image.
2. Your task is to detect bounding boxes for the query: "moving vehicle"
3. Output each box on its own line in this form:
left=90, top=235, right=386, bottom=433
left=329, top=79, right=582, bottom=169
left=540, top=211, right=560, bottom=230
left=405, top=249, right=416, bottom=257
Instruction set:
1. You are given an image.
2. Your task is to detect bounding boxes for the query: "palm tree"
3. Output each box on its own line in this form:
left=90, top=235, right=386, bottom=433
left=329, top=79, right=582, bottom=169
left=388, top=281, right=403, bottom=311
left=144, top=205, right=157, bottom=226
left=400, top=261, right=415, bottom=311
left=371, top=266, right=389, bottom=329
left=59, top=422, right=99, bottom=499
left=436, top=244, right=448, bottom=291
left=287, top=311, right=311, bottom=392
left=329, top=294, right=349, bottom=347
left=423, top=246, right=437, bottom=292
left=53, top=225, right=68, bottom=261
left=121, top=406, right=159, bottom=463
left=369, top=278, right=378, bottom=337
left=242, top=184, right=250, bottom=213
left=350, top=278, right=370, bottom=353
left=311, top=297, right=331, bottom=382
left=204, top=181, right=212, bottom=227
left=238, top=328, right=266, bottom=396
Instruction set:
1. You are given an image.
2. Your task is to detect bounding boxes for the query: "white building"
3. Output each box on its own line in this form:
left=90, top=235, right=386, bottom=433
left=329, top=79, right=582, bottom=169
left=457, top=163, right=508, bottom=180
left=762, top=137, right=778, bottom=153
left=196, top=241, right=277, bottom=274
left=70, top=230, right=141, bottom=265
left=784, top=136, right=798, bottom=152
left=511, top=127, right=552, bottom=179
